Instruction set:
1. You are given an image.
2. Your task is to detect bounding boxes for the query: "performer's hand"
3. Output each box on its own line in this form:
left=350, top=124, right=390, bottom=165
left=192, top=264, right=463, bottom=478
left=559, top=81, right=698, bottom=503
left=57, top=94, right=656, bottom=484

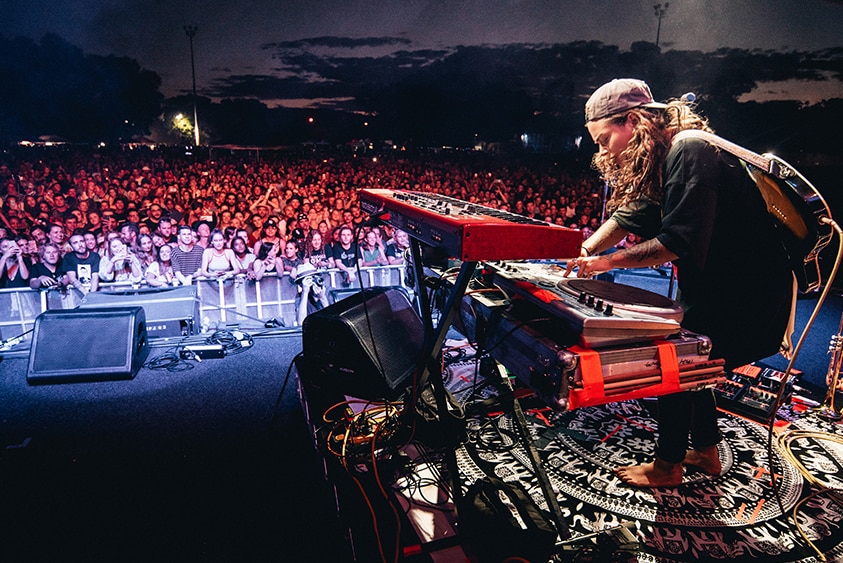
left=564, top=255, right=610, bottom=278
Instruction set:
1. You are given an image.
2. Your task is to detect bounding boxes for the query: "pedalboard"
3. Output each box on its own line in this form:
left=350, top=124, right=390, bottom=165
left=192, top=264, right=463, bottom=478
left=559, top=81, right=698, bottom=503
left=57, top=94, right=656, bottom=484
left=714, top=363, right=794, bottom=423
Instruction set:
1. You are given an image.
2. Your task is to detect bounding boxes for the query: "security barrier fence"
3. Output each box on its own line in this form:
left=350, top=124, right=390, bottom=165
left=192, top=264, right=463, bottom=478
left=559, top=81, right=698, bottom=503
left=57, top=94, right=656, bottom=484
left=0, top=264, right=412, bottom=349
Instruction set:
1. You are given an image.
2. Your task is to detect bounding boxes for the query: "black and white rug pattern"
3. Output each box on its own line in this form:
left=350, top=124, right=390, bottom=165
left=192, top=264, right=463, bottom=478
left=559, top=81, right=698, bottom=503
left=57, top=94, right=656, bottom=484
left=457, top=398, right=843, bottom=562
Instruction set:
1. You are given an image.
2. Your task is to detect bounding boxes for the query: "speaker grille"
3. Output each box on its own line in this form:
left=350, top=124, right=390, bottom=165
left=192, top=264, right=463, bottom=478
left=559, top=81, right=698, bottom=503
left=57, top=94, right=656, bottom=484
left=27, top=307, right=149, bottom=384
left=302, top=288, right=423, bottom=399
left=31, top=314, right=133, bottom=372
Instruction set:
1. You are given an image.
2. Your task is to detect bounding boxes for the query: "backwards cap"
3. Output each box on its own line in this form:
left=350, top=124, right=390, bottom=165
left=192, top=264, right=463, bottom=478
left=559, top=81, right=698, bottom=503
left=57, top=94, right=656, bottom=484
left=585, top=78, right=667, bottom=123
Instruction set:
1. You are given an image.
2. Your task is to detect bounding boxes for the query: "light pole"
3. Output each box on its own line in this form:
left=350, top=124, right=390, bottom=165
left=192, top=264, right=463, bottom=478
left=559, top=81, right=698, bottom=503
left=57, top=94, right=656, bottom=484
left=653, top=3, right=669, bottom=47
left=183, top=25, right=200, bottom=146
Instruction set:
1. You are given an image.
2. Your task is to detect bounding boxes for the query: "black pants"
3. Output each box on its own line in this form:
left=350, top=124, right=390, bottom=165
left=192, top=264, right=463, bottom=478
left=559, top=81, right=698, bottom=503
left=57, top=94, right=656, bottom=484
left=655, top=388, right=722, bottom=464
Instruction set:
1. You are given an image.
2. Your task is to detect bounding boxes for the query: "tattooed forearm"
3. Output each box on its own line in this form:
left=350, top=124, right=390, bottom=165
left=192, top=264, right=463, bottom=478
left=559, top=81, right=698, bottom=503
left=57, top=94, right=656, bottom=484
left=625, top=239, right=663, bottom=264
left=583, top=218, right=628, bottom=255
left=610, top=238, right=677, bottom=269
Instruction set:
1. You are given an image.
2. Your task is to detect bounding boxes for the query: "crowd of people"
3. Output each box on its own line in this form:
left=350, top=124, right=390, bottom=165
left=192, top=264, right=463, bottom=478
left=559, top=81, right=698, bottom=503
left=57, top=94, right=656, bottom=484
left=0, top=147, right=606, bottom=302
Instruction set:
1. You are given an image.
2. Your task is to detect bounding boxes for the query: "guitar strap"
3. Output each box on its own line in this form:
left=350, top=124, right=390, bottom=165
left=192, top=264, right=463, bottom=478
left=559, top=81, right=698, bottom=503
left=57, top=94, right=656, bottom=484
left=672, top=129, right=774, bottom=172
left=671, top=129, right=798, bottom=359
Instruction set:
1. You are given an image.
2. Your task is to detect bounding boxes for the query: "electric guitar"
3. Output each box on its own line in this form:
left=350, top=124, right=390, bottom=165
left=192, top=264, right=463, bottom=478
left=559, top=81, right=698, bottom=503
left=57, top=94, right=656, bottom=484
left=673, top=129, right=833, bottom=292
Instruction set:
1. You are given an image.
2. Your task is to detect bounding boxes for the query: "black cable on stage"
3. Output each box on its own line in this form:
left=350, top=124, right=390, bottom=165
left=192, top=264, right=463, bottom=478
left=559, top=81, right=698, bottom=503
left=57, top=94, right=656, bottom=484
left=205, top=328, right=253, bottom=355
left=269, top=351, right=303, bottom=427
left=0, top=327, right=34, bottom=350
left=145, top=350, right=195, bottom=372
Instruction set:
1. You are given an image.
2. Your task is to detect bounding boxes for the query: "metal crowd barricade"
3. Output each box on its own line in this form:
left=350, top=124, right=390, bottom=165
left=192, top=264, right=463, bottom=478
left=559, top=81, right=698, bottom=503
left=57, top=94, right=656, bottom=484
left=195, top=264, right=410, bottom=330
left=0, top=264, right=412, bottom=350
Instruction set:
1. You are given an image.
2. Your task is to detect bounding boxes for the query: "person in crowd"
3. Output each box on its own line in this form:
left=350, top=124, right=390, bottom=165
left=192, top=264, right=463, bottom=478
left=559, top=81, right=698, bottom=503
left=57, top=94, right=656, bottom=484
left=83, top=231, right=100, bottom=254
left=63, top=214, right=80, bottom=236
left=29, top=243, right=66, bottom=289
left=235, top=228, right=250, bottom=247
left=136, top=233, right=156, bottom=273
left=328, top=225, right=358, bottom=286
left=294, top=262, right=330, bottom=326
left=252, top=237, right=280, bottom=281
left=566, top=78, right=793, bottom=487
left=308, top=200, right=331, bottom=230
left=289, top=213, right=311, bottom=251
left=100, top=210, right=118, bottom=236
left=278, top=239, right=302, bottom=276
left=62, top=231, right=100, bottom=294
left=358, top=228, right=388, bottom=267
left=143, top=203, right=164, bottom=233
left=18, top=235, right=39, bottom=266
left=315, top=219, right=331, bottom=243
left=170, top=224, right=205, bottom=285
left=0, top=237, right=30, bottom=288
left=231, top=236, right=256, bottom=275
left=145, top=243, right=178, bottom=287
left=199, top=229, right=241, bottom=278
left=30, top=225, right=48, bottom=248
left=99, top=236, right=143, bottom=284
left=119, top=221, right=141, bottom=254
left=253, top=218, right=283, bottom=258
left=156, top=217, right=177, bottom=245
left=86, top=210, right=103, bottom=233
left=385, top=229, right=411, bottom=265
left=615, top=232, right=642, bottom=250
left=223, top=226, right=237, bottom=248
left=46, top=222, right=68, bottom=255
left=193, top=221, right=212, bottom=249
left=245, top=214, right=265, bottom=245
left=302, top=231, right=331, bottom=269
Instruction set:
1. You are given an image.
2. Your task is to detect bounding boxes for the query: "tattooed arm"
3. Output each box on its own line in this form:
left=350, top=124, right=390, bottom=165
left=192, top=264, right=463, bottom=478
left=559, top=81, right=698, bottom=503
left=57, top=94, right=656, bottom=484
left=567, top=237, right=678, bottom=278
left=580, top=218, right=629, bottom=257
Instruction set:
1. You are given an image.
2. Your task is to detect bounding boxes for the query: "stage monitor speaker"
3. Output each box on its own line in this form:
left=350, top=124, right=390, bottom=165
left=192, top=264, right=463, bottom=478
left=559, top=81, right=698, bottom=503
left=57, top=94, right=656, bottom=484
left=301, top=287, right=423, bottom=400
left=27, top=306, right=150, bottom=385
left=80, top=285, right=198, bottom=337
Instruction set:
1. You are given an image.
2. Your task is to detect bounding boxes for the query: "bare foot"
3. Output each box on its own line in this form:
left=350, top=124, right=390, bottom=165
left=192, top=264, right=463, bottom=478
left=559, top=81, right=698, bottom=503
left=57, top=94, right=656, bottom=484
left=614, top=458, right=683, bottom=488
left=682, top=445, right=722, bottom=476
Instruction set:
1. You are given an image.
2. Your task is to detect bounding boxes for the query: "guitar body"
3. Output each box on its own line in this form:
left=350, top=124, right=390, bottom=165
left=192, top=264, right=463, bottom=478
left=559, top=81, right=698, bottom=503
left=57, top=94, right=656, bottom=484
left=746, top=157, right=832, bottom=292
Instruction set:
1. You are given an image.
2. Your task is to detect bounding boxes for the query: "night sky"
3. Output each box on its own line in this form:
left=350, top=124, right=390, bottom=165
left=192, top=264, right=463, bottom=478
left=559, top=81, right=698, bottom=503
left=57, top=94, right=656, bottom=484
left=4, top=0, right=843, bottom=107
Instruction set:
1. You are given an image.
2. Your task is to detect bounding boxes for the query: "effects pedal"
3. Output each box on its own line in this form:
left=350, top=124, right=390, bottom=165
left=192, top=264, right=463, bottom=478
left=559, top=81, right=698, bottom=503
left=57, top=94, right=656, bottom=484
left=714, top=363, right=794, bottom=423
left=180, top=344, right=226, bottom=360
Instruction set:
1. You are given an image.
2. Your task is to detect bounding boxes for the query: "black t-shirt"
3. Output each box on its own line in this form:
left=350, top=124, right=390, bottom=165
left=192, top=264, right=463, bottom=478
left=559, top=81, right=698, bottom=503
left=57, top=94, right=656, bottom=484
left=329, top=242, right=358, bottom=268
left=61, top=251, right=101, bottom=289
left=0, top=257, right=31, bottom=288
left=611, top=136, right=792, bottom=368
left=30, top=262, right=64, bottom=286
left=385, top=241, right=406, bottom=262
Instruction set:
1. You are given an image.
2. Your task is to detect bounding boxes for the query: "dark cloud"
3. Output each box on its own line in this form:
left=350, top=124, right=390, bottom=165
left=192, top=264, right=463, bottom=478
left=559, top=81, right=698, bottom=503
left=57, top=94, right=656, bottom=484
left=199, top=37, right=843, bottom=119
left=262, top=36, right=412, bottom=50
left=207, top=74, right=344, bottom=102
left=205, top=43, right=451, bottom=103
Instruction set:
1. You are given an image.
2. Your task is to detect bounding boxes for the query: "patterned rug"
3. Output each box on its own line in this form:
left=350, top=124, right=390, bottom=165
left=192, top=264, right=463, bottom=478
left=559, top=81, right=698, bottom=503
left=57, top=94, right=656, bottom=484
left=452, top=376, right=843, bottom=562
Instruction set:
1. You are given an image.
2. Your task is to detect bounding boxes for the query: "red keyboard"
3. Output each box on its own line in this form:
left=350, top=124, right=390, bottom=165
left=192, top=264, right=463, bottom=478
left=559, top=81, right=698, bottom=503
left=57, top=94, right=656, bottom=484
left=360, top=189, right=582, bottom=261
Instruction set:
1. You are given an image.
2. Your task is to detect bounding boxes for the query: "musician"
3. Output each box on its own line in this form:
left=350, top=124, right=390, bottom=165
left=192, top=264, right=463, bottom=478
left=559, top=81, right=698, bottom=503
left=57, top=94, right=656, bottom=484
left=567, top=78, right=793, bottom=487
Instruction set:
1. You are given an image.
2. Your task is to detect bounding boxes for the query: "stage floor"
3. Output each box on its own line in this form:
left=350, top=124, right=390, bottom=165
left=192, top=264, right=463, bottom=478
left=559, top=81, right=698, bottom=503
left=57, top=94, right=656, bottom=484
left=434, top=355, right=843, bottom=562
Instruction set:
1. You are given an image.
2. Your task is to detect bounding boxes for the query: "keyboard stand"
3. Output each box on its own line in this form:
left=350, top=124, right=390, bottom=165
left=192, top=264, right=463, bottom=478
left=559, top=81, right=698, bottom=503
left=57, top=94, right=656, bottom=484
left=406, top=239, right=475, bottom=519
